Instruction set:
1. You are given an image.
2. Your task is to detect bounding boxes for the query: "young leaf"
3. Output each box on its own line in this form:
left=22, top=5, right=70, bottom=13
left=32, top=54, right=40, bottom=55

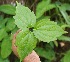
left=15, top=59, right=20, bottom=62
left=14, top=3, right=36, bottom=31
left=1, top=37, right=12, bottom=59
left=34, top=19, right=66, bottom=42
left=14, top=2, right=66, bottom=61
left=36, top=0, right=55, bottom=19
left=6, top=18, right=16, bottom=31
left=0, top=28, right=8, bottom=41
left=0, top=4, right=15, bottom=15
left=16, top=31, right=37, bottom=61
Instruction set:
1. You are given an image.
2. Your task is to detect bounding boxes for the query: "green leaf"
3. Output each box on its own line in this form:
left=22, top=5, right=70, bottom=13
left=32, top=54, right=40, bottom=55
left=0, top=18, right=8, bottom=29
left=1, top=37, right=12, bottom=58
left=37, top=16, right=50, bottom=21
left=59, top=6, right=70, bottom=25
left=60, top=3, right=70, bottom=11
left=0, top=15, right=4, bottom=21
left=0, top=56, right=10, bottom=62
left=61, top=24, right=70, bottom=29
left=16, top=31, right=37, bottom=61
left=35, top=47, right=55, bottom=60
left=14, top=3, right=36, bottom=31
left=57, top=3, right=70, bottom=25
left=36, top=0, right=55, bottom=19
left=63, top=50, right=70, bottom=62
left=6, top=18, right=16, bottom=31
left=58, top=35, right=70, bottom=42
left=53, top=41, right=58, bottom=47
left=11, top=27, right=18, bottom=34
left=34, top=19, right=66, bottom=42
left=0, top=28, right=8, bottom=41
left=0, top=4, right=15, bottom=15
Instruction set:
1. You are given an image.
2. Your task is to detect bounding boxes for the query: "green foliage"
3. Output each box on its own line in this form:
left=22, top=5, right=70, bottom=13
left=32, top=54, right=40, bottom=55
left=62, top=50, right=70, bottom=62
left=14, top=2, right=36, bottom=31
left=60, top=4, right=70, bottom=11
left=37, top=16, right=50, bottom=21
left=14, top=2, right=66, bottom=61
left=0, top=15, right=4, bottom=21
left=16, top=31, right=37, bottom=60
left=0, top=4, right=15, bottom=15
left=0, top=15, right=17, bottom=60
left=35, top=47, right=55, bottom=60
left=1, top=37, right=12, bottom=58
left=58, top=35, right=70, bottom=42
left=34, top=19, right=66, bottom=42
left=0, top=0, right=70, bottom=62
left=0, top=56, right=10, bottom=62
left=0, top=28, right=8, bottom=41
left=0, top=3, right=18, bottom=61
left=6, top=18, right=16, bottom=31
left=36, top=0, right=56, bottom=19
left=58, top=3, right=70, bottom=25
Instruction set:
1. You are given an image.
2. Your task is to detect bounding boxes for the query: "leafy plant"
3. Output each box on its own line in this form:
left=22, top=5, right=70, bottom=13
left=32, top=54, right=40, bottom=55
left=0, top=56, right=10, bottom=62
left=55, top=2, right=70, bottom=42
left=35, top=46, right=55, bottom=61
left=58, top=35, right=70, bottom=42
left=1, top=37, right=12, bottom=59
left=57, top=3, right=70, bottom=25
left=14, top=2, right=66, bottom=61
left=0, top=3, right=17, bottom=62
left=0, top=0, right=70, bottom=62
left=0, top=4, right=15, bottom=15
left=36, top=0, right=56, bottom=19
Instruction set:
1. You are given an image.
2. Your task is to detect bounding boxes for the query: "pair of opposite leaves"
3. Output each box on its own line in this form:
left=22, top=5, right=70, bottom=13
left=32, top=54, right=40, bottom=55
left=14, top=2, right=66, bottom=61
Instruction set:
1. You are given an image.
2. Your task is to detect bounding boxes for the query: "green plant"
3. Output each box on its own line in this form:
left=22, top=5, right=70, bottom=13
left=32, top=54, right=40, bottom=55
left=0, top=4, right=15, bottom=15
left=13, top=2, right=66, bottom=61
left=57, top=3, right=70, bottom=25
left=0, top=4, right=17, bottom=62
left=0, top=0, right=70, bottom=62
left=36, top=0, right=56, bottom=19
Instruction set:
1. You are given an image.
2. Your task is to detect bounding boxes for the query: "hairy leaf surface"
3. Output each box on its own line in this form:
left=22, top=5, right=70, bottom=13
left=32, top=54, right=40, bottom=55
left=14, top=3, right=36, bottom=31
left=34, top=19, right=66, bottom=42
left=16, top=31, right=37, bottom=60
